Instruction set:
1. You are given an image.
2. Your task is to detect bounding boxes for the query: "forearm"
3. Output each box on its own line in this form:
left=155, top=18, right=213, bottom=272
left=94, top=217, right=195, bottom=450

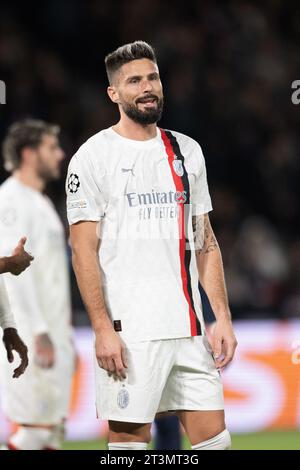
left=72, top=249, right=113, bottom=334
left=194, top=214, right=231, bottom=321
left=197, top=247, right=231, bottom=320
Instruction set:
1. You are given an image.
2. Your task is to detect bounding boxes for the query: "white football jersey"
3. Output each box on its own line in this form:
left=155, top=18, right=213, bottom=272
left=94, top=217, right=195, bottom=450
left=0, top=276, right=16, bottom=330
left=0, top=177, right=72, bottom=345
left=66, top=127, right=212, bottom=342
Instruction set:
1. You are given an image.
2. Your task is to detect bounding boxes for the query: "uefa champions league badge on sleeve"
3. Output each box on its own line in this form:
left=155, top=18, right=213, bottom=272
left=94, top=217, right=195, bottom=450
left=117, top=385, right=129, bottom=409
left=67, top=173, right=80, bottom=194
left=173, top=158, right=184, bottom=177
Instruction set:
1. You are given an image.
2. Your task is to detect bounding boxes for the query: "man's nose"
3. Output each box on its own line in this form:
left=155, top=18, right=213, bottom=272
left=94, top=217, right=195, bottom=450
left=141, top=79, right=153, bottom=93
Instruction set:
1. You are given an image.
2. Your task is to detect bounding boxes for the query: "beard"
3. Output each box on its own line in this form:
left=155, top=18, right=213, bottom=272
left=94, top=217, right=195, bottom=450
left=122, top=95, right=164, bottom=125
left=36, top=155, right=60, bottom=182
left=39, top=168, right=60, bottom=182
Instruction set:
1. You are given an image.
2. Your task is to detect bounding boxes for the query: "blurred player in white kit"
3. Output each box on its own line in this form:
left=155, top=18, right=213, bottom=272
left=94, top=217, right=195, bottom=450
left=0, top=119, right=75, bottom=450
left=0, top=238, right=33, bottom=378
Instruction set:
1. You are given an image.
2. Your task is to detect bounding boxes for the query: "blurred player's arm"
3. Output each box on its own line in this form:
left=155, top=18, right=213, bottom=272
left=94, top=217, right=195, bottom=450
left=0, top=214, right=54, bottom=369
left=0, top=237, right=33, bottom=275
left=70, top=221, right=127, bottom=378
left=193, top=213, right=237, bottom=367
left=0, top=276, right=28, bottom=377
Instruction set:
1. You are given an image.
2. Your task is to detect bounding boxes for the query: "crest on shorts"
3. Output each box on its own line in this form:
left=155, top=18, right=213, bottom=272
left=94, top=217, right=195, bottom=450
left=117, top=387, right=129, bottom=409
left=67, top=173, right=80, bottom=194
left=172, top=159, right=184, bottom=177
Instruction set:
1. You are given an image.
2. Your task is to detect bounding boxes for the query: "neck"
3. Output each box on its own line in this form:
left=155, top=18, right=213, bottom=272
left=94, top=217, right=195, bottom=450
left=13, top=168, right=45, bottom=192
left=113, top=113, right=157, bottom=141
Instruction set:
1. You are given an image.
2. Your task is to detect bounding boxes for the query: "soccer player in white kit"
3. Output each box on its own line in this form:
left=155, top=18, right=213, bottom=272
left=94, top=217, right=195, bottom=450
left=0, top=119, right=75, bottom=450
left=0, top=238, right=33, bottom=378
left=67, top=41, right=237, bottom=451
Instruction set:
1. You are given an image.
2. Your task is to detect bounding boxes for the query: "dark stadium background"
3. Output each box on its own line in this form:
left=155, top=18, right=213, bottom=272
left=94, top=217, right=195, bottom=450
left=0, top=0, right=300, bottom=449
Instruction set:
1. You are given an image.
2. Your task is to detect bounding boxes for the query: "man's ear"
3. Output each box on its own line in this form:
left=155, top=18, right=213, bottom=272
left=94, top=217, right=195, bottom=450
left=22, top=147, right=36, bottom=165
left=107, top=86, right=120, bottom=104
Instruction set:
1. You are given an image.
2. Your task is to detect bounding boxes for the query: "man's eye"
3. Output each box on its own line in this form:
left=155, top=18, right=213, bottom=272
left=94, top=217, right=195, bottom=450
left=130, top=79, right=138, bottom=84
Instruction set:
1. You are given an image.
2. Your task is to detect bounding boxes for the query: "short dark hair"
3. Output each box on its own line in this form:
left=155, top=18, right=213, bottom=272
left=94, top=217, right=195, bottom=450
left=105, top=40, right=157, bottom=84
left=2, top=118, right=60, bottom=172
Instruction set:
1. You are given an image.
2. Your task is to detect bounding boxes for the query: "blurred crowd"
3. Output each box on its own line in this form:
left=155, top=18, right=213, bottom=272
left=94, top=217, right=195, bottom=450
left=0, top=0, right=299, bottom=321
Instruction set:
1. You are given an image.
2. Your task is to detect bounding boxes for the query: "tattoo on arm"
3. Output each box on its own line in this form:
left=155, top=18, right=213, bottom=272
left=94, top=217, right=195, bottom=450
left=192, top=214, right=218, bottom=256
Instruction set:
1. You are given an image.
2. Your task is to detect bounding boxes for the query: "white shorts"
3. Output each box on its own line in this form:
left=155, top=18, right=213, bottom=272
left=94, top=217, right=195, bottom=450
left=95, top=335, right=224, bottom=423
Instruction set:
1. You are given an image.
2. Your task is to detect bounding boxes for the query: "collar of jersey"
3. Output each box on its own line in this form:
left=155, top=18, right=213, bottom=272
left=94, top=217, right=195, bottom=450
left=108, top=126, right=161, bottom=148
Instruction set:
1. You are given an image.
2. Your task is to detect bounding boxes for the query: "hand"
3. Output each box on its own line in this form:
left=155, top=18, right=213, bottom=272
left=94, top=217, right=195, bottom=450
left=7, top=237, right=34, bottom=275
left=95, top=327, right=128, bottom=379
left=2, top=328, right=29, bottom=378
left=34, top=333, right=55, bottom=368
left=211, top=317, right=237, bottom=369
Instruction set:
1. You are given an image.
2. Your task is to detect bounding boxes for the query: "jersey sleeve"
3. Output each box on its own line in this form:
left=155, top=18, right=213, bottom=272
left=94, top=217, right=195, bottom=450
left=66, top=145, right=107, bottom=225
left=191, top=142, right=213, bottom=216
left=0, top=276, right=16, bottom=330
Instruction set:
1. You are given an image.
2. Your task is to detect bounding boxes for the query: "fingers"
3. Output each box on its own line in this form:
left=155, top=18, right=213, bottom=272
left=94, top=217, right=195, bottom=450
left=34, top=351, right=55, bottom=368
left=107, top=358, right=115, bottom=373
left=13, top=364, right=25, bottom=378
left=219, top=340, right=237, bottom=368
left=25, top=251, right=34, bottom=262
left=98, top=357, right=114, bottom=376
left=212, top=337, right=222, bottom=362
left=215, top=340, right=237, bottom=369
left=16, top=237, right=34, bottom=260
left=5, top=343, right=14, bottom=363
left=13, top=351, right=29, bottom=378
left=97, top=353, right=127, bottom=379
left=13, top=237, right=26, bottom=255
left=18, top=236, right=27, bottom=247
left=121, top=347, right=128, bottom=369
left=6, top=340, right=29, bottom=378
left=25, top=246, right=34, bottom=262
left=34, top=334, right=54, bottom=368
left=114, top=355, right=127, bottom=379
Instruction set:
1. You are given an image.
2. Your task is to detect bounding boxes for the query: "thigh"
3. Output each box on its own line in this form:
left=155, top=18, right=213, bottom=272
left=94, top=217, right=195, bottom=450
left=177, top=409, right=225, bottom=445
left=109, top=421, right=152, bottom=443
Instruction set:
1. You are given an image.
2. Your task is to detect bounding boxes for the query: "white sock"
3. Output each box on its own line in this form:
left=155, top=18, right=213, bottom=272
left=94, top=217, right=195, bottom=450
left=191, top=429, right=231, bottom=450
left=9, top=427, right=53, bottom=450
left=108, top=442, right=148, bottom=450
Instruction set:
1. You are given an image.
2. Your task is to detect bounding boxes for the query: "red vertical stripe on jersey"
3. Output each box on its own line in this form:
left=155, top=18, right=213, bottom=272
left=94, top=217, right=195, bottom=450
left=160, top=128, right=199, bottom=336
